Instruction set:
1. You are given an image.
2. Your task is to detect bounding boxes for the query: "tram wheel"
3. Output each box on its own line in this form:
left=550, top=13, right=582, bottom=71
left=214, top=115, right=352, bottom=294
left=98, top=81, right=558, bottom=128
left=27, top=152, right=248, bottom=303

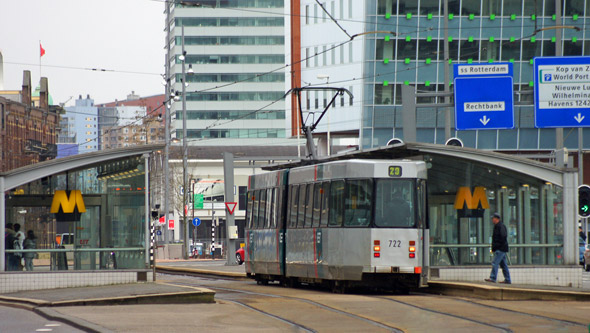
left=256, top=279, right=269, bottom=285
left=330, top=281, right=346, bottom=294
left=282, top=277, right=299, bottom=288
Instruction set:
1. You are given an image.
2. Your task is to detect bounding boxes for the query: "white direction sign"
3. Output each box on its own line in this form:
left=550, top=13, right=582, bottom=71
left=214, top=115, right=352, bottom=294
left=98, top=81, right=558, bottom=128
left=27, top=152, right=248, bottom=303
left=534, top=56, right=590, bottom=128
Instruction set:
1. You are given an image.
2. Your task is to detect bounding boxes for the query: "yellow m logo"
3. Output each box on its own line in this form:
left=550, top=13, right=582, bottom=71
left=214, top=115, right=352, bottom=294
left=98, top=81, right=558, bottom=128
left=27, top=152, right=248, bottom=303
left=50, top=190, right=86, bottom=213
left=454, top=187, right=489, bottom=210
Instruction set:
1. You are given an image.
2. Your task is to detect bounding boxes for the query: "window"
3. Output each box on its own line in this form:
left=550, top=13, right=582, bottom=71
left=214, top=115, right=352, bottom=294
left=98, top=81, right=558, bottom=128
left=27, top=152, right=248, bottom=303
left=375, top=179, right=415, bottom=227
left=266, top=188, right=274, bottom=228
left=305, top=184, right=314, bottom=228
left=252, top=190, right=261, bottom=228
left=319, top=182, right=330, bottom=227
left=344, top=179, right=372, bottom=227
left=298, top=184, right=308, bottom=227
left=288, top=185, right=299, bottom=228
left=306, top=5, right=309, bottom=24
left=314, top=3, right=318, bottom=23
left=328, top=180, right=344, bottom=226
left=313, top=183, right=322, bottom=227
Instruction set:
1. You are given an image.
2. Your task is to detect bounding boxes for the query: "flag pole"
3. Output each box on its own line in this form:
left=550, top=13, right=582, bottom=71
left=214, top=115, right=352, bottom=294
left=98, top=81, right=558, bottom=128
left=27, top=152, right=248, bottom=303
left=39, top=41, right=42, bottom=79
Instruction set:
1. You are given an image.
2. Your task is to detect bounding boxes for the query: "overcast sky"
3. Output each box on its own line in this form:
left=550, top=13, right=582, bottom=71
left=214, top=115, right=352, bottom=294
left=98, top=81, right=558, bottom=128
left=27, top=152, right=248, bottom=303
left=0, top=0, right=165, bottom=106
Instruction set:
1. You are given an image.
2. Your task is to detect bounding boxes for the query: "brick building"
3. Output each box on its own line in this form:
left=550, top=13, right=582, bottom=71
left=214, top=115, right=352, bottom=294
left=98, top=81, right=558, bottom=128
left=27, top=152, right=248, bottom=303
left=0, top=71, right=60, bottom=172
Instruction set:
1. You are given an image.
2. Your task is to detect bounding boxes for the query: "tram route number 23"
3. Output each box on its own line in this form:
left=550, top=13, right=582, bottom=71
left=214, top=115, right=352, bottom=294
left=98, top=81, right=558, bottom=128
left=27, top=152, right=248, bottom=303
left=389, top=240, right=401, bottom=247
left=388, top=166, right=402, bottom=177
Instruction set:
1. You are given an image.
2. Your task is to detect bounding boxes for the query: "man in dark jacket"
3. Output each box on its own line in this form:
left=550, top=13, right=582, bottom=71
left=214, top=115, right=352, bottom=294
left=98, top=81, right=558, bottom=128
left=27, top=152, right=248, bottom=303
left=485, top=212, right=511, bottom=284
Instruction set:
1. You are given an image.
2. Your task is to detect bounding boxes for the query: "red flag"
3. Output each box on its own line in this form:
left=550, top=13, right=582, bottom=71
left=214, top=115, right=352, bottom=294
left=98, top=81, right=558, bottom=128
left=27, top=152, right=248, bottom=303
left=40, top=43, right=46, bottom=57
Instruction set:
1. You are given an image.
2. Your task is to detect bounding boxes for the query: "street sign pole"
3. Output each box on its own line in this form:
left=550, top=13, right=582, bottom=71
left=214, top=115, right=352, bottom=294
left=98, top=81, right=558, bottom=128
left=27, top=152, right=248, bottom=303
left=223, top=152, right=237, bottom=266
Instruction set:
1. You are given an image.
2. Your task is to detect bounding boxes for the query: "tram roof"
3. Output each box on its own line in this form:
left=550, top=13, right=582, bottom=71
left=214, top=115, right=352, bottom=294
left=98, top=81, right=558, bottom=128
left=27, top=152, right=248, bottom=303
left=262, top=142, right=572, bottom=186
left=0, top=144, right=165, bottom=191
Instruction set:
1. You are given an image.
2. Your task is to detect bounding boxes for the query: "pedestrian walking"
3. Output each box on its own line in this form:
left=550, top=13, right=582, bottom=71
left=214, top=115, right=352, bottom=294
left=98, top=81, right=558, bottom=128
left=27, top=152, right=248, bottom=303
left=485, top=212, right=511, bottom=284
left=23, top=230, right=37, bottom=271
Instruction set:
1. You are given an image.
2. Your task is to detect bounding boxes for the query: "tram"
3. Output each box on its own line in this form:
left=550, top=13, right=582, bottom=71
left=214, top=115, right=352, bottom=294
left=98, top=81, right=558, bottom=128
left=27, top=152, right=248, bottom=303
left=244, top=159, right=429, bottom=292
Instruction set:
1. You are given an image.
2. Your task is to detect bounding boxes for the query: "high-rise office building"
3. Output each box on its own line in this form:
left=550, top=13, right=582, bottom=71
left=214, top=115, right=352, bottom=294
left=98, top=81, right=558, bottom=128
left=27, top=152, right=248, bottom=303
left=297, top=0, right=589, bottom=150
left=165, top=0, right=287, bottom=142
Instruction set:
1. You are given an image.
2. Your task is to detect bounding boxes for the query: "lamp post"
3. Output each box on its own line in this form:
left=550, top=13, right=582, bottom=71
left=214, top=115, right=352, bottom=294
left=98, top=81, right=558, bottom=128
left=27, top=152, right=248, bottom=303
left=181, top=25, right=190, bottom=259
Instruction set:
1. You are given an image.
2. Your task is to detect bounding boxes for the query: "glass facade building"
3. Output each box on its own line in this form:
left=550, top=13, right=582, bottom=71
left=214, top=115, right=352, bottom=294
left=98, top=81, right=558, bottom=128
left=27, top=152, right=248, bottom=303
left=166, top=1, right=287, bottom=140
left=362, top=0, right=590, bottom=149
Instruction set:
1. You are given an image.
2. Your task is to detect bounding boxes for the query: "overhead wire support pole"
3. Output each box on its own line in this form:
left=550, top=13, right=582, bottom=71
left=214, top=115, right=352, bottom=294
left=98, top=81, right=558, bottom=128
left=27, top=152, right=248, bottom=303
left=181, top=25, right=189, bottom=260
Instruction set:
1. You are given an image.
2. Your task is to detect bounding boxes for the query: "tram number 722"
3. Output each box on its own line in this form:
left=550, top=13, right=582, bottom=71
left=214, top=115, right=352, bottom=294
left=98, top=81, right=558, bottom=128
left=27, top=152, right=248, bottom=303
left=389, top=240, right=402, bottom=247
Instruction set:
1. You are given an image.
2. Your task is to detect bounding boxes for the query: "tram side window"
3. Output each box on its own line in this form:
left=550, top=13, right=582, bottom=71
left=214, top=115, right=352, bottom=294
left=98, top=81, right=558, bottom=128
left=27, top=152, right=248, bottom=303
left=259, top=189, right=267, bottom=229
left=305, top=184, right=314, bottom=228
left=268, top=188, right=276, bottom=228
left=252, top=190, right=261, bottom=229
left=375, top=179, right=415, bottom=227
left=319, top=182, right=330, bottom=227
left=288, top=185, right=299, bottom=228
left=344, top=179, right=373, bottom=227
left=417, top=180, right=427, bottom=228
left=329, top=180, right=345, bottom=227
left=298, top=184, right=308, bottom=228
left=277, top=187, right=287, bottom=229
left=312, top=182, right=322, bottom=227
left=246, top=191, right=253, bottom=228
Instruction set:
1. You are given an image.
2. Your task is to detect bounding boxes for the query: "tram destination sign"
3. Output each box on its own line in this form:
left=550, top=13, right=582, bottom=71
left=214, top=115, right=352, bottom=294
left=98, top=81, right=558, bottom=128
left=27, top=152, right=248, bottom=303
left=453, top=63, right=514, bottom=130
left=534, top=56, right=590, bottom=128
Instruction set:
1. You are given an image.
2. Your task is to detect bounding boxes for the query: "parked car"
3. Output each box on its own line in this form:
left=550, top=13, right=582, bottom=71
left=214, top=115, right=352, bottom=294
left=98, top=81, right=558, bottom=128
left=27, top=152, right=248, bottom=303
left=236, top=247, right=245, bottom=265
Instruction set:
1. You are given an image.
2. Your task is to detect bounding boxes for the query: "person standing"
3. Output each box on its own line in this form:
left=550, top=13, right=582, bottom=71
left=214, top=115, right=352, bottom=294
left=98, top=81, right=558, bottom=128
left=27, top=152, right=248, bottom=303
left=485, top=212, right=511, bottom=284
left=4, top=223, right=16, bottom=271
left=12, top=223, right=24, bottom=271
left=23, top=230, right=37, bottom=271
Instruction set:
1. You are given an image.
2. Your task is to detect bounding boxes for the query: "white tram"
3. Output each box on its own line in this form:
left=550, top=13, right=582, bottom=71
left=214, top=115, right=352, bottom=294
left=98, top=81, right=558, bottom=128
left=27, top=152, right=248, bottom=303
left=245, top=159, right=429, bottom=292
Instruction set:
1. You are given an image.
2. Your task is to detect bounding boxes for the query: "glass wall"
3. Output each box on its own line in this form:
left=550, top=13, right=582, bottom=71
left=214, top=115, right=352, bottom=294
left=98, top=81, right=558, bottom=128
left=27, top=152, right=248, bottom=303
left=427, top=154, right=564, bottom=266
left=364, top=0, right=590, bottom=150
left=5, top=156, right=147, bottom=271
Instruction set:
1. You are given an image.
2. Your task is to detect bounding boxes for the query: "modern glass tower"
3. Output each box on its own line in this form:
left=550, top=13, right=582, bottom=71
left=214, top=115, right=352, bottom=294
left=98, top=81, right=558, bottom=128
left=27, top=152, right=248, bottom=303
left=299, top=0, right=589, bottom=150
left=165, top=0, right=287, bottom=142
left=364, top=0, right=589, bottom=149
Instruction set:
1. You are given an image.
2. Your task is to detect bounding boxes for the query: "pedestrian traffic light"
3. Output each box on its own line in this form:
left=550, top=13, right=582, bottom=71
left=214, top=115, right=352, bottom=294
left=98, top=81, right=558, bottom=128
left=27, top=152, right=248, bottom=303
left=579, top=185, right=590, bottom=217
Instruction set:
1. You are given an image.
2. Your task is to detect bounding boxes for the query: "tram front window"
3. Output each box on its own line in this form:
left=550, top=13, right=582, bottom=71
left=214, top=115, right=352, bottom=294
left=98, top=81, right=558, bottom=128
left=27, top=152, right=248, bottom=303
left=375, top=179, right=415, bottom=227
left=344, top=179, right=373, bottom=227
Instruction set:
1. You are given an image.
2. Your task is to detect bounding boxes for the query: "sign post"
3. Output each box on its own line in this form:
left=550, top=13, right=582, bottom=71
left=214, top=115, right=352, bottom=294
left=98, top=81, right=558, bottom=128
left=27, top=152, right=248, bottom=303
left=453, top=63, right=514, bottom=130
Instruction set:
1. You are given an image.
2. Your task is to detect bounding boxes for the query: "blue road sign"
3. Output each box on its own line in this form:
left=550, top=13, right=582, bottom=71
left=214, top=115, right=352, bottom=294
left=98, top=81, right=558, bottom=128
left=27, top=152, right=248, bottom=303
left=454, top=63, right=514, bottom=130
left=534, top=56, right=590, bottom=128
left=192, top=217, right=201, bottom=227
left=156, top=230, right=162, bottom=236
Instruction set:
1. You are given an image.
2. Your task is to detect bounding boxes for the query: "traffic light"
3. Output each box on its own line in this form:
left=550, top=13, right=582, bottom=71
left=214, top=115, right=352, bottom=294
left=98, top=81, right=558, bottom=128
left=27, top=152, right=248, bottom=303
left=579, top=185, right=590, bottom=217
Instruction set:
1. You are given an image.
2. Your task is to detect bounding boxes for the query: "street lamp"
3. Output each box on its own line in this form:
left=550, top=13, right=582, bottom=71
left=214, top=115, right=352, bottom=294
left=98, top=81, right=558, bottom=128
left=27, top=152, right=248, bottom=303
left=181, top=25, right=190, bottom=259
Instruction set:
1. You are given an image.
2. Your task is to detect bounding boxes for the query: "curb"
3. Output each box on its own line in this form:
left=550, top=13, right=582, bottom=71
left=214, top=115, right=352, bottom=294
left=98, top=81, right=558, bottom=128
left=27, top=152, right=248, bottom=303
left=427, top=281, right=590, bottom=301
left=156, top=265, right=248, bottom=279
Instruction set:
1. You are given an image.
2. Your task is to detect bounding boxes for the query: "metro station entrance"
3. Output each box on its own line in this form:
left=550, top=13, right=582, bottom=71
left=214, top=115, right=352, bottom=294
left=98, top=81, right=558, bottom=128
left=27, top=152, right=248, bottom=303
left=1, top=146, right=158, bottom=273
left=425, top=153, right=565, bottom=267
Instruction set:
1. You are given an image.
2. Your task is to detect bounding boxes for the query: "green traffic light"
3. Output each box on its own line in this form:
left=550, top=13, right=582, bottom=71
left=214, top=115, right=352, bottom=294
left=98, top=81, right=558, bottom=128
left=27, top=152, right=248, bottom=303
left=583, top=205, right=589, bottom=213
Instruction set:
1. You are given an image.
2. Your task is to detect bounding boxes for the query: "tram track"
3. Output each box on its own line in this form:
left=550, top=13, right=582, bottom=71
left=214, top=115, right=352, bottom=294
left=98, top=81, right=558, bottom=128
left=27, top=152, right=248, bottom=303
left=159, top=273, right=404, bottom=332
left=158, top=272, right=530, bottom=332
left=158, top=271, right=590, bottom=332
left=445, top=296, right=588, bottom=328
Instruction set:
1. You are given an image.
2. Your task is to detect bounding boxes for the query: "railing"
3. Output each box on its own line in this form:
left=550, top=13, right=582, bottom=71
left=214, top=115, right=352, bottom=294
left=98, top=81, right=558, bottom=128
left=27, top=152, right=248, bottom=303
left=4, top=248, right=146, bottom=271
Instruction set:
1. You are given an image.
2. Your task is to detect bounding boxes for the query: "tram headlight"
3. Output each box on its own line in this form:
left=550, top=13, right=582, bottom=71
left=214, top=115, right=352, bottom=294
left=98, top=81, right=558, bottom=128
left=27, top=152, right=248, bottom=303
left=409, top=246, right=416, bottom=252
